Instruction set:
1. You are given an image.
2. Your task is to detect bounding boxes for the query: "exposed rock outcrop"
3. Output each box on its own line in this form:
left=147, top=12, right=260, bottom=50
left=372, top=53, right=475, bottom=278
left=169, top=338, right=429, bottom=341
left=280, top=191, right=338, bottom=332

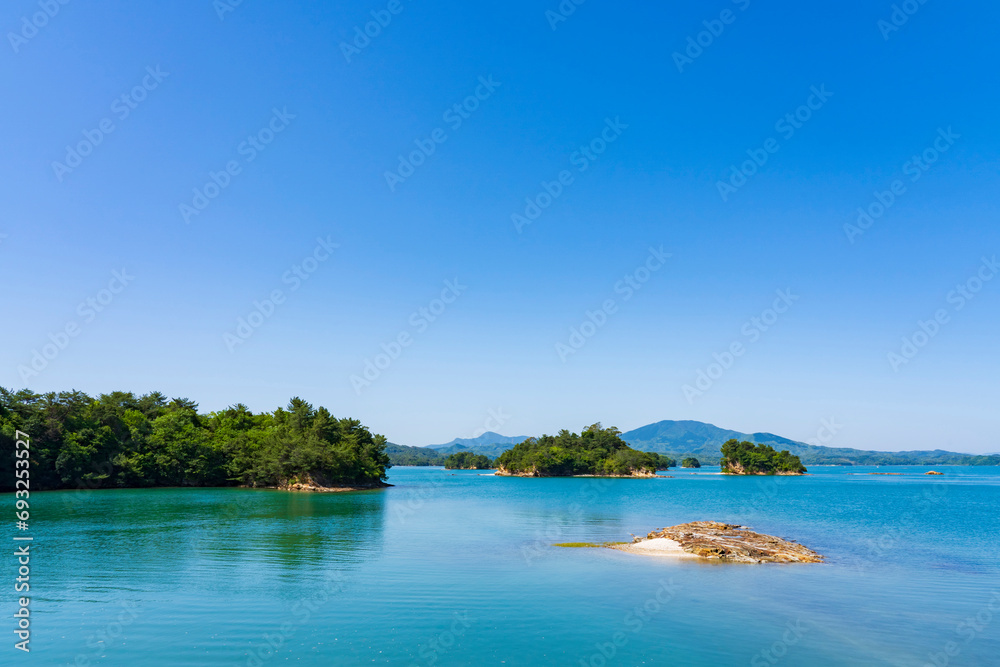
left=276, top=472, right=390, bottom=493
left=619, top=521, right=823, bottom=563
left=494, top=467, right=656, bottom=478
left=722, top=461, right=804, bottom=476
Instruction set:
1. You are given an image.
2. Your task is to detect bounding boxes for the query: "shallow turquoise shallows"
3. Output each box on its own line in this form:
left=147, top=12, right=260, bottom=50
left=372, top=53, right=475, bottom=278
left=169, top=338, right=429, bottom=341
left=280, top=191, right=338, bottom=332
left=11, top=466, right=1000, bottom=666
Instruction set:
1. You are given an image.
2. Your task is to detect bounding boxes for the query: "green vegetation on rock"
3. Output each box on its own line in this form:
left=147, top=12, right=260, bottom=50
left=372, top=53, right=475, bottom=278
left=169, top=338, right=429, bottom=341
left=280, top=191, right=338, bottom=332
left=495, top=424, right=659, bottom=477
left=386, top=443, right=445, bottom=466
left=720, top=439, right=806, bottom=475
left=0, top=389, right=389, bottom=492
left=444, top=452, right=493, bottom=469
left=681, top=457, right=701, bottom=468
left=654, top=454, right=676, bottom=470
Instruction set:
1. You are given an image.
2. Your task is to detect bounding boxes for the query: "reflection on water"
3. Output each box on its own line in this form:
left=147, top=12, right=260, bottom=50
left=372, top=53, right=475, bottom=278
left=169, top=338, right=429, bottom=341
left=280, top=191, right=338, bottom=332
left=17, top=466, right=1000, bottom=665
left=42, top=487, right=386, bottom=598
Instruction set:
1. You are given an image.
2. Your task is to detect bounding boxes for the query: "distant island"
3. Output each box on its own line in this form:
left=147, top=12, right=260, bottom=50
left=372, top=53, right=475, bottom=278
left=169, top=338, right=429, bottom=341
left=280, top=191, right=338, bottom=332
left=681, top=457, right=701, bottom=469
left=391, top=419, right=1000, bottom=467
left=654, top=455, right=676, bottom=470
left=0, top=389, right=389, bottom=493
left=720, top=439, right=807, bottom=475
left=495, top=424, right=659, bottom=477
left=444, top=452, right=493, bottom=470
left=386, top=442, right=446, bottom=466
left=618, top=420, right=1000, bottom=466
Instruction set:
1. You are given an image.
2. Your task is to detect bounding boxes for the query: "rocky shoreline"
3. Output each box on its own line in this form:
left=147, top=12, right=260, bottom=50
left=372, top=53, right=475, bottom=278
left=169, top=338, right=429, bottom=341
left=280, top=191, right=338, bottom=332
left=722, top=461, right=805, bottom=476
left=264, top=473, right=392, bottom=493
left=610, top=521, right=823, bottom=564
left=277, top=481, right=392, bottom=493
left=494, top=467, right=656, bottom=478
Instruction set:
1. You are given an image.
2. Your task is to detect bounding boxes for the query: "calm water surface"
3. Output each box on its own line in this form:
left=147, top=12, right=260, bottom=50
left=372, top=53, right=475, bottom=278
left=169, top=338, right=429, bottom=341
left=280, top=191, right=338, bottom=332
left=11, top=466, right=1000, bottom=665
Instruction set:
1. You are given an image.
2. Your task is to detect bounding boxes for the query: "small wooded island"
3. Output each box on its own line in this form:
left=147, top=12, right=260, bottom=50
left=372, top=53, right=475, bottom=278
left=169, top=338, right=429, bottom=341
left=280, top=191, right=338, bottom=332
left=720, top=439, right=807, bottom=475
left=444, top=452, right=493, bottom=470
left=495, top=424, right=660, bottom=477
left=0, top=389, right=390, bottom=492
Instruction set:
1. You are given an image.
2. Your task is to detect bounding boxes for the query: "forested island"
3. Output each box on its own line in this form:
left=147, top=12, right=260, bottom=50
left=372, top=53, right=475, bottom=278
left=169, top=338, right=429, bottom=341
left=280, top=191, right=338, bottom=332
left=681, top=457, right=701, bottom=469
left=444, top=452, right=493, bottom=470
left=386, top=443, right=445, bottom=466
left=495, top=424, right=660, bottom=477
left=720, top=439, right=807, bottom=475
left=654, top=455, right=676, bottom=470
left=0, top=389, right=389, bottom=492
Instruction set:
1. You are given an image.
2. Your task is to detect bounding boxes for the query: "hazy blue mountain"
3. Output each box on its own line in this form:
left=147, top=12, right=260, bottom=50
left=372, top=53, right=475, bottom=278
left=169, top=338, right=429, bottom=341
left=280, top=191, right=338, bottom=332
left=433, top=442, right=514, bottom=458
left=425, top=431, right=529, bottom=451
left=619, top=420, right=997, bottom=466
left=405, top=421, right=997, bottom=466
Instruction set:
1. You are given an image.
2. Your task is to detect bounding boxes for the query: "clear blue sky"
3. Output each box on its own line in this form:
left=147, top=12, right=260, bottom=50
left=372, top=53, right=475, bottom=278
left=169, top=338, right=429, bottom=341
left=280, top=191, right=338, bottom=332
left=2, top=0, right=998, bottom=452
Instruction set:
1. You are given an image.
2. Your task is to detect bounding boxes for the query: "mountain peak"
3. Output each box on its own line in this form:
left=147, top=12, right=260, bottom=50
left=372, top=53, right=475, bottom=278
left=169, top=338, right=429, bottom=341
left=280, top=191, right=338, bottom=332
left=425, top=431, right=529, bottom=450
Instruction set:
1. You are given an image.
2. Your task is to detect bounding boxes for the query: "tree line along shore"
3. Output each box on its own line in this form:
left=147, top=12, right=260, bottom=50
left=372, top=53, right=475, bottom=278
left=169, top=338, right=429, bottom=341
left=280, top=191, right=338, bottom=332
left=1, top=389, right=813, bottom=493
left=0, top=389, right=388, bottom=492
left=444, top=425, right=807, bottom=477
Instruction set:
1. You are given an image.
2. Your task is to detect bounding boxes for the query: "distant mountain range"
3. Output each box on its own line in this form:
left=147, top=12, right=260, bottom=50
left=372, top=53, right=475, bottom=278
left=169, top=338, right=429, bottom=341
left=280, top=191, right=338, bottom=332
left=618, top=420, right=997, bottom=466
left=387, top=421, right=999, bottom=467
left=424, top=431, right=529, bottom=459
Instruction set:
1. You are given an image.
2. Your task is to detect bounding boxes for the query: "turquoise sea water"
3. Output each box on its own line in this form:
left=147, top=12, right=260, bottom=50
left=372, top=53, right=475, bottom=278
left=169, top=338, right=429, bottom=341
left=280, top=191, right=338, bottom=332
left=10, top=466, right=1000, bottom=666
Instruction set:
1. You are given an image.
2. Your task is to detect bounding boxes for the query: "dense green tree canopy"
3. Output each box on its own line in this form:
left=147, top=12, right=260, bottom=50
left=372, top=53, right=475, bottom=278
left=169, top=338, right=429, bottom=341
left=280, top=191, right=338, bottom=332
left=681, top=457, right=701, bottom=469
left=386, top=443, right=445, bottom=466
left=720, top=439, right=806, bottom=475
left=495, top=424, right=659, bottom=477
left=444, top=452, right=493, bottom=470
left=0, top=388, right=389, bottom=492
left=654, top=454, right=676, bottom=470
